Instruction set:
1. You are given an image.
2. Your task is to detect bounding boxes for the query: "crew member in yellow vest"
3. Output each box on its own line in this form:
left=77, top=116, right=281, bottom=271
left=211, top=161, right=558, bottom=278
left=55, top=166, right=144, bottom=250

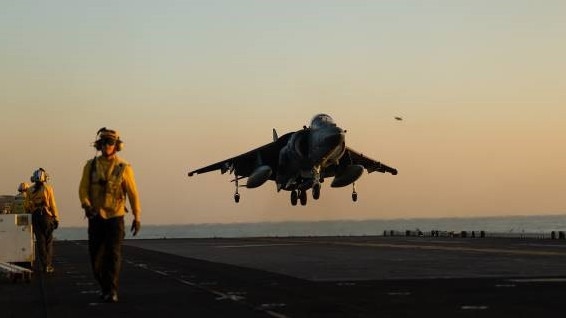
left=79, top=127, right=141, bottom=303
left=25, top=168, right=59, bottom=274
left=12, top=182, right=29, bottom=214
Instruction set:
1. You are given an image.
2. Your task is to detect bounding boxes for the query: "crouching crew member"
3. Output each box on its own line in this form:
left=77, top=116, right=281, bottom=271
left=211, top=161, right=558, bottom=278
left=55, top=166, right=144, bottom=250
left=79, top=127, right=141, bottom=303
left=25, top=168, right=59, bottom=273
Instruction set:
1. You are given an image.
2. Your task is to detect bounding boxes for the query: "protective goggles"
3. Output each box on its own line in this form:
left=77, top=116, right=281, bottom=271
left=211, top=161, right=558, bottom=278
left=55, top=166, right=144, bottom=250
left=101, top=138, right=117, bottom=146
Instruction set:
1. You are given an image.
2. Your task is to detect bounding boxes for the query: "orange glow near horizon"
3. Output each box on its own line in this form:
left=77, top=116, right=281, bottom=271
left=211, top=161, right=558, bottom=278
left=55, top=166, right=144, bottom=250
left=1, top=1, right=565, bottom=227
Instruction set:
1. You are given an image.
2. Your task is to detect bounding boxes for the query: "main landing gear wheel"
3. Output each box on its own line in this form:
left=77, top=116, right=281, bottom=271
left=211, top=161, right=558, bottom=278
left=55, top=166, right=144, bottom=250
left=299, top=190, right=307, bottom=206
left=312, top=183, right=320, bottom=200
left=291, top=190, right=298, bottom=206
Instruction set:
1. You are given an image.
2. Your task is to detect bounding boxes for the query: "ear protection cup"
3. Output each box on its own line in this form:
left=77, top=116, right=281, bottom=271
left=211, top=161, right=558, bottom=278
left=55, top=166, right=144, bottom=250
left=94, top=139, right=103, bottom=151
left=115, top=139, right=123, bottom=151
left=94, top=127, right=106, bottom=150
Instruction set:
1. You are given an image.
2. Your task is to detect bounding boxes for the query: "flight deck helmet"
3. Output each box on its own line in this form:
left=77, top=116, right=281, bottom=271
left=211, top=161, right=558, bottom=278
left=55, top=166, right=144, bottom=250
left=17, top=182, right=30, bottom=193
left=30, top=168, right=49, bottom=183
left=94, top=127, right=124, bottom=151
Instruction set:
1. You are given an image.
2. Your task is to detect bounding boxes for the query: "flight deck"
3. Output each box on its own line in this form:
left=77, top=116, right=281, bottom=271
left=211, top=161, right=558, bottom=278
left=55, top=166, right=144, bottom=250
left=2, top=236, right=566, bottom=317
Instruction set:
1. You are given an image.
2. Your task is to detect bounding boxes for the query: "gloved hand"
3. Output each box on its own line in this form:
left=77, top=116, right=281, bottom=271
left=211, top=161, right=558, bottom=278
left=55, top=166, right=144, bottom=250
left=83, top=205, right=97, bottom=219
left=131, top=220, right=141, bottom=236
left=53, top=219, right=59, bottom=230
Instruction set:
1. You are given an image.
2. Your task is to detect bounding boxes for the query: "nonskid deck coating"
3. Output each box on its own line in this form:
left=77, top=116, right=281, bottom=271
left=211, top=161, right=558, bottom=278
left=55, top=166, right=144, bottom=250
left=125, top=236, right=566, bottom=280
left=2, top=236, right=566, bottom=317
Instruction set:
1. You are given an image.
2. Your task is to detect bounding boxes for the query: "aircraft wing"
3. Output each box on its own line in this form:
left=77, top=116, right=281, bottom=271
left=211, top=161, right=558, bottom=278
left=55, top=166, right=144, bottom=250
left=344, top=147, right=398, bottom=175
left=188, top=132, right=294, bottom=179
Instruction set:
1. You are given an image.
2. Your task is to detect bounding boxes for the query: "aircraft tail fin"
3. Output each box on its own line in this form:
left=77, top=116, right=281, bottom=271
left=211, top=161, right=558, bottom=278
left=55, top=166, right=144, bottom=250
left=273, top=128, right=278, bottom=141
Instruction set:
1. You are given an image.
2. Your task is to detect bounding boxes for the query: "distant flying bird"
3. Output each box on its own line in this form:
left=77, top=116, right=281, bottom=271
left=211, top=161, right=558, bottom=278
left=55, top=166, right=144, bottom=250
left=394, top=116, right=403, bottom=121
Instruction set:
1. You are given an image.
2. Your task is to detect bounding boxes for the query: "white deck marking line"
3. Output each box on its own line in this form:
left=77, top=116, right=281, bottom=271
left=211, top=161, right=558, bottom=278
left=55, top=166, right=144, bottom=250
left=509, top=278, right=566, bottom=283
left=125, top=260, right=291, bottom=318
left=344, top=241, right=566, bottom=256
left=328, top=241, right=566, bottom=256
left=260, top=239, right=566, bottom=257
left=216, top=244, right=301, bottom=248
left=461, top=305, right=489, bottom=310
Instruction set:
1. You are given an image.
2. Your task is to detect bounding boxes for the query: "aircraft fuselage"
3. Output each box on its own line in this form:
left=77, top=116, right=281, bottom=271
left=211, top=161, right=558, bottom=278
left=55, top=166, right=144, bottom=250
left=276, top=114, right=346, bottom=191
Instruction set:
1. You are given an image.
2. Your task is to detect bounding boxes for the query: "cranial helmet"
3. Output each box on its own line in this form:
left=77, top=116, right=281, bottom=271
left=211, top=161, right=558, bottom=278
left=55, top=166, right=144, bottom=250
left=18, top=182, right=30, bottom=193
left=94, top=127, right=124, bottom=151
left=30, top=168, right=49, bottom=183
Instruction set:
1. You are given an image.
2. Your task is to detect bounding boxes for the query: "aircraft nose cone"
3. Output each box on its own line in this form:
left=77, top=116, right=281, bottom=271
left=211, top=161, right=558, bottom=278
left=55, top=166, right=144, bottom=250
left=324, top=128, right=345, bottom=147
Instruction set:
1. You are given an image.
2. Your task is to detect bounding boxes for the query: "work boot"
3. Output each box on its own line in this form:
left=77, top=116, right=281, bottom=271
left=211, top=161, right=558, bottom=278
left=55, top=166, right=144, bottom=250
left=45, top=266, right=55, bottom=274
left=103, top=292, right=118, bottom=303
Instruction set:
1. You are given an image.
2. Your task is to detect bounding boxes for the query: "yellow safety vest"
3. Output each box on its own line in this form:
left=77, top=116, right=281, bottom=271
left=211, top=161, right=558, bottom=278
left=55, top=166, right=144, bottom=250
left=79, top=155, right=141, bottom=220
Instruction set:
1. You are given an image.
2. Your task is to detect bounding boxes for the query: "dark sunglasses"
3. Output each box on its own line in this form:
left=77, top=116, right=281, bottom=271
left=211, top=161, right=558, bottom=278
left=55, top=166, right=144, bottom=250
left=101, top=138, right=116, bottom=146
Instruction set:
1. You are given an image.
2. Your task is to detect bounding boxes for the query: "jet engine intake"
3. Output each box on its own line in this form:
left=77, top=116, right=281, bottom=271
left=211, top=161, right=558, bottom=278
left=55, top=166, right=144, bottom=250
left=246, top=165, right=272, bottom=188
left=331, top=164, right=364, bottom=188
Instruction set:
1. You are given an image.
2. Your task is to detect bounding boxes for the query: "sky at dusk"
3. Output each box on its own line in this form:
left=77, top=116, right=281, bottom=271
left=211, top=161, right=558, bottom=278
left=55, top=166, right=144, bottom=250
left=1, top=1, right=565, bottom=227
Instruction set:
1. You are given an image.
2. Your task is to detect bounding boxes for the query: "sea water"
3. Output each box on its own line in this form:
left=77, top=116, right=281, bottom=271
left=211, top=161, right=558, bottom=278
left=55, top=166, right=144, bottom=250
left=55, top=214, right=566, bottom=241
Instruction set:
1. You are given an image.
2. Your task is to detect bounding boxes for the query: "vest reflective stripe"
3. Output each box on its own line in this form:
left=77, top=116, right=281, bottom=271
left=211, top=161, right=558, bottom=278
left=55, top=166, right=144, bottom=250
left=90, top=158, right=127, bottom=214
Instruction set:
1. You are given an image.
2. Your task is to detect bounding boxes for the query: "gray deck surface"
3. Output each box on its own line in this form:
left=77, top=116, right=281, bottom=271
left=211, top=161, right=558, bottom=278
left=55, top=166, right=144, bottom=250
left=2, top=236, right=566, bottom=317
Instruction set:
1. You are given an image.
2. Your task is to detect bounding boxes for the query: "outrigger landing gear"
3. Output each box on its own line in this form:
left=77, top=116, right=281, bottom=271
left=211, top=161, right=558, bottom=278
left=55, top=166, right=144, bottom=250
left=352, top=182, right=358, bottom=202
left=234, top=175, right=240, bottom=203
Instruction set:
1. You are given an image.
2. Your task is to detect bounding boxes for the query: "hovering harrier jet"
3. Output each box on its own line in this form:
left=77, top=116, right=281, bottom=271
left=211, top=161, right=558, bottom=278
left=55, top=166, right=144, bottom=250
left=187, top=114, right=397, bottom=206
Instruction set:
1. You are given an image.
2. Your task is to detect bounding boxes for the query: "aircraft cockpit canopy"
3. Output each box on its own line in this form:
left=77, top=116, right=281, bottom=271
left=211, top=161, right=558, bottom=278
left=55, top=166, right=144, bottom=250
left=310, top=114, right=336, bottom=129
